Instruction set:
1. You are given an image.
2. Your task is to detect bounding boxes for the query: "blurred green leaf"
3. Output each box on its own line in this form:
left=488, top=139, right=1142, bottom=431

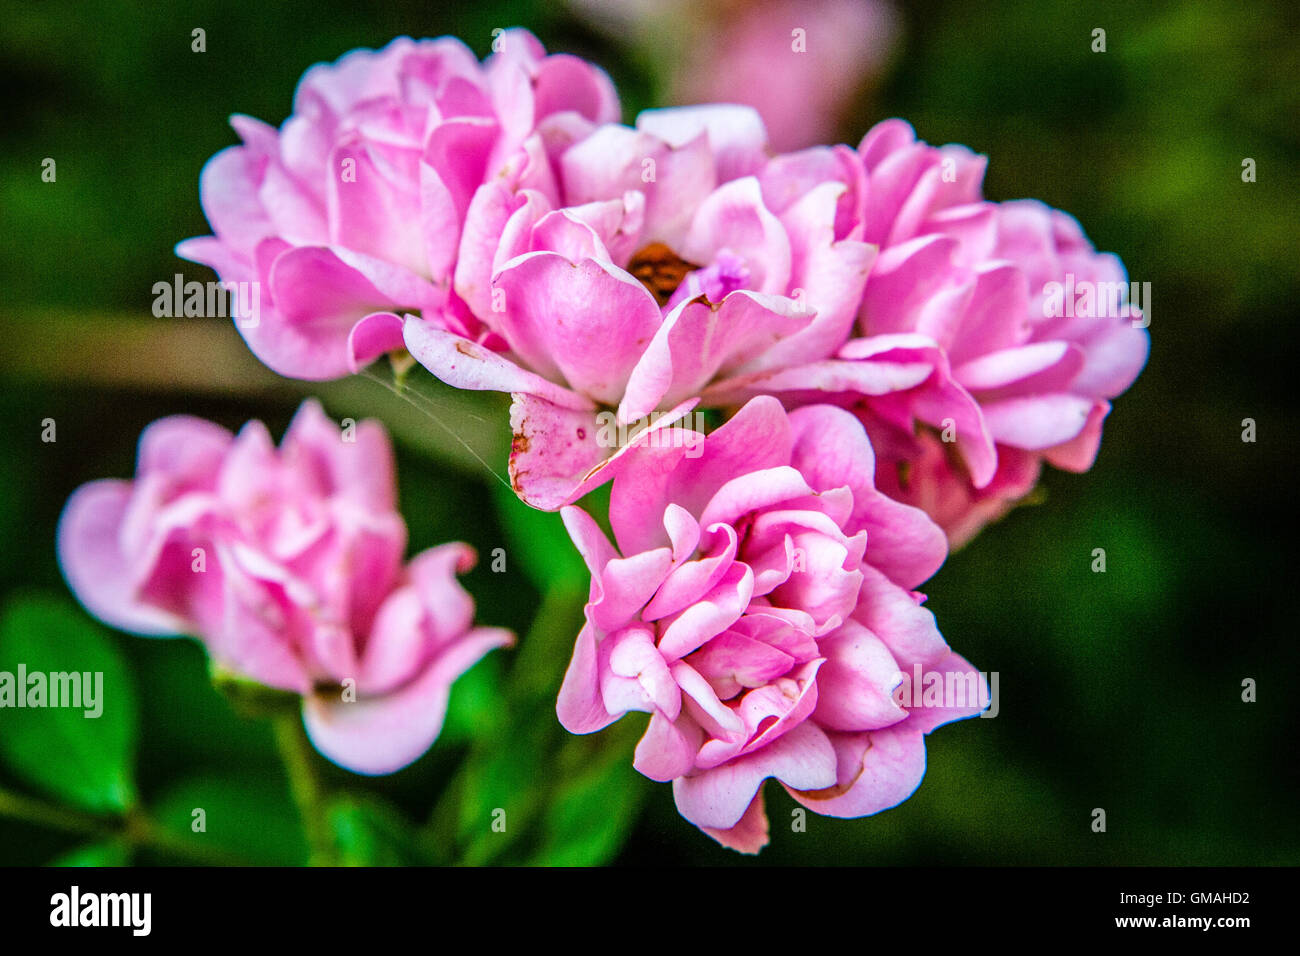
left=210, top=663, right=302, bottom=718
left=48, top=840, right=130, bottom=867
left=439, top=653, right=505, bottom=747
left=329, top=794, right=434, bottom=866
left=529, top=724, right=647, bottom=867
left=425, top=576, right=582, bottom=867
left=0, top=594, right=137, bottom=813
left=507, top=584, right=588, bottom=706
left=427, top=589, right=575, bottom=864
left=490, top=483, right=589, bottom=594
left=452, top=709, right=547, bottom=865
left=430, top=585, right=649, bottom=865
left=132, top=640, right=280, bottom=769
left=152, top=774, right=307, bottom=865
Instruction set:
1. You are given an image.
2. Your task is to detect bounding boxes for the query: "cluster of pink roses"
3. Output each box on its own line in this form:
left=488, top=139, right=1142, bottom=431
left=61, top=30, right=1146, bottom=853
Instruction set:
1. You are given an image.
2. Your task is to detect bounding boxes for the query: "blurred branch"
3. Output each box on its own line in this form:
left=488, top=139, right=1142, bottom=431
left=272, top=715, right=335, bottom=867
left=0, top=784, right=250, bottom=865
left=1, top=311, right=512, bottom=480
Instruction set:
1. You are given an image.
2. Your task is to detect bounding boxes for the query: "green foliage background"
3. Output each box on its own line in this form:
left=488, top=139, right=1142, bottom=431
left=0, top=0, right=1296, bottom=865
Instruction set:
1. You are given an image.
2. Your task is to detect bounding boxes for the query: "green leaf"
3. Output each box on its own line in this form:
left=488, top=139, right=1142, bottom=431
left=452, top=706, right=548, bottom=865
left=507, top=585, right=588, bottom=706
left=490, top=483, right=589, bottom=593
left=0, top=593, right=138, bottom=813
left=209, top=663, right=302, bottom=718
left=439, top=653, right=505, bottom=747
left=529, top=725, right=648, bottom=866
left=132, top=641, right=280, bottom=766
left=328, top=794, right=434, bottom=866
left=152, top=773, right=308, bottom=866
left=426, top=585, right=592, bottom=864
left=48, top=840, right=130, bottom=867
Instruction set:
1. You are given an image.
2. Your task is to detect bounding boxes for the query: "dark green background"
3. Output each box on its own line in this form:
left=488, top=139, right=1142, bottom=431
left=1, top=0, right=1295, bottom=865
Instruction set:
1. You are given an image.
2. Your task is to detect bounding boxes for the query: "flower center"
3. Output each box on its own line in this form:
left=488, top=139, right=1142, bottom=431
left=627, top=242, right=700, bottom=307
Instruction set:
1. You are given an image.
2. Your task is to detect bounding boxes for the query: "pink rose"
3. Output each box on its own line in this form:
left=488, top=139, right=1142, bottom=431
left=720, top=121, right=1150, bottom=545
left=177, top=30, right=619, bottom=380
left=555, top=397, right=986, bottom=852
left=404, top=106, right=880, bottom=509
left=56, top=400, right=512, bottom=774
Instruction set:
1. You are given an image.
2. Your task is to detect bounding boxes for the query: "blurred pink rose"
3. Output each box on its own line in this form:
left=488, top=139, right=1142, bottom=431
left=57, top=400, right=511, bottom=774
left=178, top=30, right=619, bottom=380
left=556, top=397, right=986, bottom=852
left=570, top=0, right=900, bottom=151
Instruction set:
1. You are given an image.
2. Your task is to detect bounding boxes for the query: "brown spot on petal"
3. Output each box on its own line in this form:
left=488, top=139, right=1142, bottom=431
left=797, top=738, right=872, bottom=802
left=508, top=459, right=528, bottom=494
